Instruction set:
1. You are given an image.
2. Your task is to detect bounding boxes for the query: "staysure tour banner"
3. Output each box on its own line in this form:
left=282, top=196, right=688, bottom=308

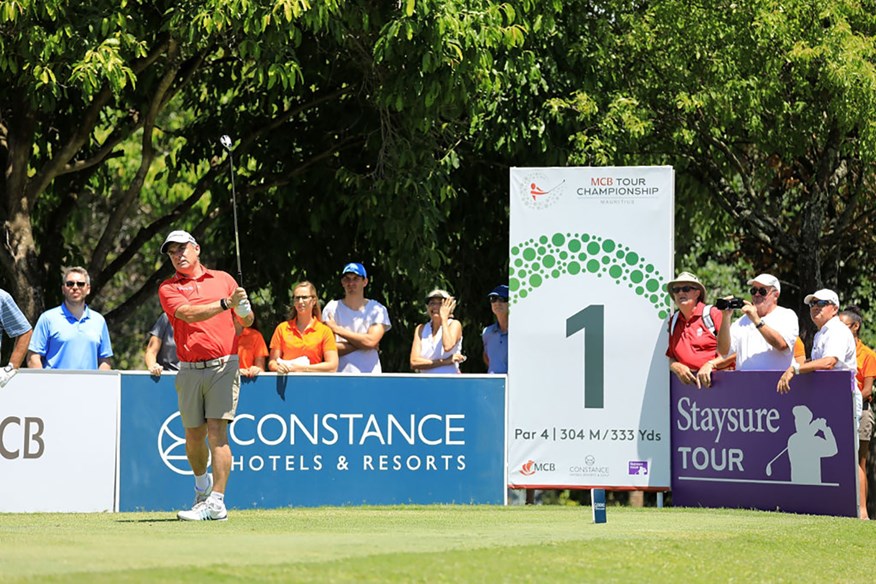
left=119, top=373, right=505, bottom=511
left=0, top=371, right=119, bottom=512
left=671, top=371, right=858, bottom=517
left=508, top=167, right=673, bottom=488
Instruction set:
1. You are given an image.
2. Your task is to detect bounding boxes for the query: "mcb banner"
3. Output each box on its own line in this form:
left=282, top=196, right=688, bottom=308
left=0, top=371, right=119, bottom=512
left=508, top=166, right=673, bottom=488
left=671, top=371, right=858, bottom=517
left=119, top=373, right=505, bottom=511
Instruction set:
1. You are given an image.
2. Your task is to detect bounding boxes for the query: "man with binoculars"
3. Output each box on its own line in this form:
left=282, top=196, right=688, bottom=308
left=697, top=273, right=799, bottom=387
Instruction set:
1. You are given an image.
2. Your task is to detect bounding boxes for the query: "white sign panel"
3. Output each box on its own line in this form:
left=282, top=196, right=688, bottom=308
left=0, top=371, right=119, bottom=512
left=508, top=167, right=673, bottom=488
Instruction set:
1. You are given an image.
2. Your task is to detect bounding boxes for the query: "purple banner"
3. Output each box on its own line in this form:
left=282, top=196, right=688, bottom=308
left=671, top=370, right=857, bottom=517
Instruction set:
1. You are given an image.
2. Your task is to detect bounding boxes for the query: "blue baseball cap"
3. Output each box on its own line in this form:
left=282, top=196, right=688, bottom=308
left=488, top=285, right=509, bottom=299
left=341, top=262, right=367, bottom=278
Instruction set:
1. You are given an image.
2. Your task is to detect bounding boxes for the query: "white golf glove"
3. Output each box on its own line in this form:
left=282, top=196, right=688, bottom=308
left=0, top=365, right=17, bottom=388
left=234, top=299, right=252, bottom=317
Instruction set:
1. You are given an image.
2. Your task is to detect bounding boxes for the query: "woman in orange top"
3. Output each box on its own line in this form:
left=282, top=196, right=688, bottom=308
left=839, top=306, right=876, bottom=520
left=238, top=315, right=268, bottom=378
left=269, top=281, right=338, bottom=373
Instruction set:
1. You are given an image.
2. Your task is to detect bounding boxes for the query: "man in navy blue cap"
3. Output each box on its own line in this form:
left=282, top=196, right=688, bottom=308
left=482, top=284, right=509, bottom=374
left=323, top=262, right=392, bottom=372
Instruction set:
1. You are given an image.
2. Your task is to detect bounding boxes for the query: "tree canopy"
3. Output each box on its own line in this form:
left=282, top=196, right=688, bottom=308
left=1, top=0, right=557, bottom=368
left=549, top=0, right=876, bottom=342
left=4, top=0, right=876, bottom=365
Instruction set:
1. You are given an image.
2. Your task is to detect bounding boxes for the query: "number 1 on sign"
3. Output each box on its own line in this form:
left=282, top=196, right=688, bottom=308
left=565, top=305, right=604, bottom=409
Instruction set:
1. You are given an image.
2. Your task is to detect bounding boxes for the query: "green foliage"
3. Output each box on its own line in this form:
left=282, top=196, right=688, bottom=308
left=550, top=0, right=876, bottom=337
left=0, top=0, right=563, bottom=370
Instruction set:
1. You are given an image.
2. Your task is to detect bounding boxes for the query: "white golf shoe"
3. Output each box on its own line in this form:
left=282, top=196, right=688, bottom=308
left=177, top=498, right=227, bottom=521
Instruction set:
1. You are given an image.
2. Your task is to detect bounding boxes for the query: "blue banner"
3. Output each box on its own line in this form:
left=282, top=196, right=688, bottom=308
left=119, top=373, right=506, bottom=511
left=671, top=370, right=857, bottom=517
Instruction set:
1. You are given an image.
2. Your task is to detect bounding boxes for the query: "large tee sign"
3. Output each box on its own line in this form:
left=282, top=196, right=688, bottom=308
left=508, top=167, right=673, bottom=488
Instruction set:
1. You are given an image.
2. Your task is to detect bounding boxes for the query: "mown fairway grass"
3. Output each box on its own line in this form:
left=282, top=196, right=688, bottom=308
left=0, top=505, right=868, bottom=582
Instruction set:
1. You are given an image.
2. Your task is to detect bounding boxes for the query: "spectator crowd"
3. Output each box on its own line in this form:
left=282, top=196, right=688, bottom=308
left=667, top=270, right=872, bottom=520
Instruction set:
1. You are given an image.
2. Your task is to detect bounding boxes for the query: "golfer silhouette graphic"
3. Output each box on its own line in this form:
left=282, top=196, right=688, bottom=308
left=766, top=405, right=837, bottom=484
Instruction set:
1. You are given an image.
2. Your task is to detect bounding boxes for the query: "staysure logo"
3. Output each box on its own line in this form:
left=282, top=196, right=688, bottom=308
left=628, top=461, right=649, bottom=476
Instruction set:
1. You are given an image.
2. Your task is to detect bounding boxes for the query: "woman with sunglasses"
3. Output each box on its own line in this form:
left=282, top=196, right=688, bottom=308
left=410, top=288, right=464, bottom=373
left=268, top=281, right=338, bottom=373
left=665, top=272, right=727, bottom=386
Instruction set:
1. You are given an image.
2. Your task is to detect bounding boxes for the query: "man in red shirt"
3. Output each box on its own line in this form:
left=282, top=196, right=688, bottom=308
left=158, top=230, right=254, bottom=521
left=666, top=272, right=725, bottom=387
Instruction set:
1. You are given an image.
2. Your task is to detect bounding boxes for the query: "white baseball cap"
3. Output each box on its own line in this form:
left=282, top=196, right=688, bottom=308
left=803, top=288, right=840, bottom=307
left=160, top=230, right=197, bottom=254
left=747, top=273, right=781, bottom=293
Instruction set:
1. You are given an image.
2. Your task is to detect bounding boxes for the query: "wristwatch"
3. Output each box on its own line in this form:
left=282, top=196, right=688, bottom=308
left=755, top=321, right=765, bottom=329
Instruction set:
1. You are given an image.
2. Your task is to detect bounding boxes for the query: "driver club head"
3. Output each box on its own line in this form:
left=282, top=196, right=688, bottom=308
left=220, top=135, right=232, bottom=150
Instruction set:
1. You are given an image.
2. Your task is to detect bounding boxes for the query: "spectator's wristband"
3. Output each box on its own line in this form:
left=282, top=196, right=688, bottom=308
left=220, top=297, right=229, bottom=311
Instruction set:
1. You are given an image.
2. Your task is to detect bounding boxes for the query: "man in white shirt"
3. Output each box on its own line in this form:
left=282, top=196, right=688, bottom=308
left=777, top=289, right=857, bottom=411
left=699, top=273, right=798, bottom=386
left=322, top=262, right=392, bottom=373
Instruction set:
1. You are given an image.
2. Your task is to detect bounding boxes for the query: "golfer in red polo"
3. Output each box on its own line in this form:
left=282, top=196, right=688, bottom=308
left=158, top=230, right=254, bottom=521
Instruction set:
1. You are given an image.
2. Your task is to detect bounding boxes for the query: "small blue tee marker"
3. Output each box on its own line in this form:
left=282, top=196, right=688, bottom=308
left=592, top=489, right=606, bottom=524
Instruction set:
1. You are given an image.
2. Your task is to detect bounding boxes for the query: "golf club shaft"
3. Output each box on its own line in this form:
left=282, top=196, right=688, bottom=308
left=226, top=148, right=243, bottom=285
left=766, top=446, right=789, bottom=470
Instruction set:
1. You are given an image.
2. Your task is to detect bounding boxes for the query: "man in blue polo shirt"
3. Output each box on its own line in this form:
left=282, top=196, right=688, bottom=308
left=27, top=266, right=113, bottom=370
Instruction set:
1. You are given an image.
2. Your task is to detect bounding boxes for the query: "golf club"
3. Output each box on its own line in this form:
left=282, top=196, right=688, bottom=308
left=764, top=446, right=788, bottom=477
left=220, top=134, right=243, bottom=285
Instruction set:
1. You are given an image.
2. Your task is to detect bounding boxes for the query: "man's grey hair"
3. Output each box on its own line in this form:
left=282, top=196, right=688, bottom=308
left=63, top=266, right=90, bottom=285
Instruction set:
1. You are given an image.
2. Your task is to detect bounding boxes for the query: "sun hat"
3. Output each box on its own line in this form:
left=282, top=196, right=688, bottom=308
left=666, top=272, right=706, bottom=299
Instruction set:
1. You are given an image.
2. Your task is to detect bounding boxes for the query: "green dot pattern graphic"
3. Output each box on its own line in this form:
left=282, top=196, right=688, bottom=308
left=510, top=233, right=670, bottom=319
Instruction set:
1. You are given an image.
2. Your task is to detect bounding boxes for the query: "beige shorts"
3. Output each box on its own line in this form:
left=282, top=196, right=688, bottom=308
left=860, top=406, right=874, bottom=442
left=175, top=355, right=240, bottom=428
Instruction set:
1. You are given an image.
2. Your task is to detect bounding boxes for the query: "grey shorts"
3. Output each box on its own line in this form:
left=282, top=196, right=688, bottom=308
left=859, top=406, right=874, bottom=442
left=175, top=355, right=240, bottom=428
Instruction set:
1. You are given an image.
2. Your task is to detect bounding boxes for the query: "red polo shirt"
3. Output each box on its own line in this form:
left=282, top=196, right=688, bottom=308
left=666, top=302, right=723, bottom=370
left=159, top=268, right=239, bottom=362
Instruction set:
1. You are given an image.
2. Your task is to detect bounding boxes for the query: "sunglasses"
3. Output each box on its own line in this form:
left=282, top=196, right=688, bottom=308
left=749, top=287, right=770, bottom=296
left=489, top=295, right=508, bottom=303
left=808, top=299, right=833, bottom=308
left=670, top=285, right=696, bottom=294
left=293, top=295, right=313, bottom=303
left=64, top=281, right=87, bottom=288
